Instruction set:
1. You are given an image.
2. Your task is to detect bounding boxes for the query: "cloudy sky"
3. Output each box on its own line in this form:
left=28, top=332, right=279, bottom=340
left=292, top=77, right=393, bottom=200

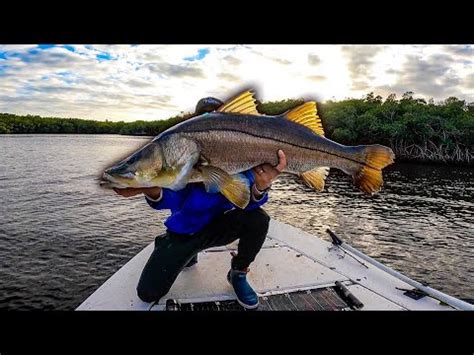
left=0, top=45, right=472, bottom=121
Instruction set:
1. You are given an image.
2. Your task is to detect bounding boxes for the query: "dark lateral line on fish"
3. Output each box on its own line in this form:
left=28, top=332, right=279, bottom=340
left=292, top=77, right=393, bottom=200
left=181, top=128, right=368, bottom=167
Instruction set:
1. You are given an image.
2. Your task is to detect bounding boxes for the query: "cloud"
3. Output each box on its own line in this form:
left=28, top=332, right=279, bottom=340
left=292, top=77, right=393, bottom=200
left=306, top=75, right=326, bottom=82
left=352, top=80, right=371, bottom=91
left=0, top=45, right=470, bottom=121
left=147, top=62, right=204, bottom=78
left=26, top=84, right=84, bottom=94
left=250, top=48, right=293, bottom=65
left=271, top=57, right=291, bottom=65
left=223, top=55, right=241, bottom=65
left=308, top=54, right=320, bottom=66
left=443, top=45, right=473, bottom=59
left=342, top=45, right=384, bottom=90
left=217, top=72, right=240, bottom=82
left=376, top=53, right=463, bottom=98
left=126, top=78, right=154, bottom=88
left=462, top=73, right=474, bottom=91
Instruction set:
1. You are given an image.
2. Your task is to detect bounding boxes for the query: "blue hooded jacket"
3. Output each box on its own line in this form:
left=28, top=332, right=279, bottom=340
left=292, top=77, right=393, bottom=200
left=145, top=170, right=268, bottom=235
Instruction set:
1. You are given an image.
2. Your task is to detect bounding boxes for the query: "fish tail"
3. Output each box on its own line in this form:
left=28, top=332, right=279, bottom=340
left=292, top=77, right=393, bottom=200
left=351, top=145, right=395, bottom=194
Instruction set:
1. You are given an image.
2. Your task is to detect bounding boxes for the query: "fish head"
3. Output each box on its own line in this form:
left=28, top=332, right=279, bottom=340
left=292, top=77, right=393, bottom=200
left=102, top=141, right=173, bottom=188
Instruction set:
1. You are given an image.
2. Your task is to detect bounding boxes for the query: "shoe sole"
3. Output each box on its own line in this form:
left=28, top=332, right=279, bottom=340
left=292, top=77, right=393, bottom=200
left=226, top=276, right=260, bottom=310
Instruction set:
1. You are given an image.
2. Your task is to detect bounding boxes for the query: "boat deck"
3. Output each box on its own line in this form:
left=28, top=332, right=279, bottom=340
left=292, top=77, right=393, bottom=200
left=76, top=220, right=454, bottom=311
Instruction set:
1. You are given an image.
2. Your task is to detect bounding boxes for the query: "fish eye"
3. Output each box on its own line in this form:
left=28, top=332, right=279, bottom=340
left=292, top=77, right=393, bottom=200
left=127, top=153, right=140, bottom=165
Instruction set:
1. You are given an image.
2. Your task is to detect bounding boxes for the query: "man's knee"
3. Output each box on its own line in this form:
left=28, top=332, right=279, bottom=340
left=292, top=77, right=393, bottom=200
left=154, top=233, right=170, bottom=248
left=244, top=208, right=270, bottom=235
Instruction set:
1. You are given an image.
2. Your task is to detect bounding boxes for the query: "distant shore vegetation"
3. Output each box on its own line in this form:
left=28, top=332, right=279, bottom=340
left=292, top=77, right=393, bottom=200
left=1, top=92, right=473, bottom=164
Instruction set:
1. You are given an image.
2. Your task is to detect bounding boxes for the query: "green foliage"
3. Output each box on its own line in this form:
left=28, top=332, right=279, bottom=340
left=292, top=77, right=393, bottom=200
left=318, top=93, right=473, bottom=148
left=0, top=113, right=193, bottom=136
left=318, top=92, right=473, bottom=163
left=1, top=92, right=472, bottom=163
left=256, top=98, right=305, bottom=115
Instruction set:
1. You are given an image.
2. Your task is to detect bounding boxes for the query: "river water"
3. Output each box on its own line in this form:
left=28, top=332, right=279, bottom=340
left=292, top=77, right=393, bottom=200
left=0, top=134, right=472, bottom=310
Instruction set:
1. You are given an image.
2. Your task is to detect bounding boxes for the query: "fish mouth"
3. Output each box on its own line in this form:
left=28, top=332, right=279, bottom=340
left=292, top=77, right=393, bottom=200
left=98, top=172, right=116, bottom=188
left=100, top=172, right=114, bottom=183
left=99, top=171, right=135, bottom=189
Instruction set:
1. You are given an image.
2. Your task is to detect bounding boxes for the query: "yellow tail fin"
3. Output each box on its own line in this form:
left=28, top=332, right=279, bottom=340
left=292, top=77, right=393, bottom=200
left=353, top=145, right=395, bottom=194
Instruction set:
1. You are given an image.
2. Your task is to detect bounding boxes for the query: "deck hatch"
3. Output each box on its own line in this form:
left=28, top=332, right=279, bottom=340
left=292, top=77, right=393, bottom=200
left=165, top=287, right=351, bottom=311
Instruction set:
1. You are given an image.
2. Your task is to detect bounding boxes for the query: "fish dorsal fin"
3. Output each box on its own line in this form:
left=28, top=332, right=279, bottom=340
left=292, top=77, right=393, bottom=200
left=217, top=90, right=260, bottom=115
left=300, top=167, right=329, bottom=191
left=285, top=102, right=324, bottom=136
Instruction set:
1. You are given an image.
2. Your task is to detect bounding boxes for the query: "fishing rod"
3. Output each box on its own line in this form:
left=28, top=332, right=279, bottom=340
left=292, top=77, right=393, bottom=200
left=326, top=229, right=474, bottom=311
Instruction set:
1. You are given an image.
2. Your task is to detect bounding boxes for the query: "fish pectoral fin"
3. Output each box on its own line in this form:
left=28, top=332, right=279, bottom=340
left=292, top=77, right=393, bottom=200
left=285, top=102, right=325, bottom=136
left=217, top=90, right=260, bottom=115
left=199, top=166, right=250, bottom=209
left=300, top=167, right=329, bottom=191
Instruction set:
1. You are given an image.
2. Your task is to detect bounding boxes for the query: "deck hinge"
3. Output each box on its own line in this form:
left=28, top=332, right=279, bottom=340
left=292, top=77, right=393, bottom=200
left=396, top=287, right=427, bottom=300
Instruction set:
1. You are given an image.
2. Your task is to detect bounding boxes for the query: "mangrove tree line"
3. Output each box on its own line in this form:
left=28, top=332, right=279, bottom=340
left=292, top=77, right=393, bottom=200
left=1, top=92, right=472, bottom=164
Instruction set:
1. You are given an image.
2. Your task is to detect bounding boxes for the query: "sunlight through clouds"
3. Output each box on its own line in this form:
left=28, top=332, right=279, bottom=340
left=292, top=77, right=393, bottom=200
left=0, top=44, right=472, bottom=121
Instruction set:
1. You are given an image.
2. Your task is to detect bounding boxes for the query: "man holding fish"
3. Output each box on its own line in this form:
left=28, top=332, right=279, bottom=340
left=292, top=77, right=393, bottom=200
left=104, top=91, right=394, bottom=309
left=112, top=97, right=287, bottom=309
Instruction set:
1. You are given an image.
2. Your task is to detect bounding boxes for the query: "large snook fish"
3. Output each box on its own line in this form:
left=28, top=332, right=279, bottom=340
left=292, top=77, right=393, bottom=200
left=101, top=91, right=395, bottom=208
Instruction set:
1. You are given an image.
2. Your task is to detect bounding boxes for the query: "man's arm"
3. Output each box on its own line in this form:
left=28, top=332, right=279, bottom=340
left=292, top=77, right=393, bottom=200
left=113, top=187, right=186, bottom=211
left=252, top=149, right=287, bottom=195
left=113, top=187, right=162, bottom=200
left=244, top=149, right=287, bottom=209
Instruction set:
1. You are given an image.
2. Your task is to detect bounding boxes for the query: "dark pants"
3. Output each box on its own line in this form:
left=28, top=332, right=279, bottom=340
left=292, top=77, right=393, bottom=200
left=136, top=208, right=270, bottom=303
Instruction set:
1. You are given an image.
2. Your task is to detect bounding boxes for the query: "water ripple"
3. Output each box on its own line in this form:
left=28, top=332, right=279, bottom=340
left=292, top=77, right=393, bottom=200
left=0, top=134, right=472, bottom=310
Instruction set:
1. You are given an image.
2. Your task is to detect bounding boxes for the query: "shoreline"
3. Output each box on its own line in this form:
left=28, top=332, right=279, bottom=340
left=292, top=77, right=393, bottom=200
left=1, top=133, right=472, bottom=167
left=2, top=95, right=472, bottom=167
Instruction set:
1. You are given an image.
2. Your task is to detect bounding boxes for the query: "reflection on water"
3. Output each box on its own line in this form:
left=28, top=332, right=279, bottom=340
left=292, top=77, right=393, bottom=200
left=0, top=134, right=472, bottom=310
